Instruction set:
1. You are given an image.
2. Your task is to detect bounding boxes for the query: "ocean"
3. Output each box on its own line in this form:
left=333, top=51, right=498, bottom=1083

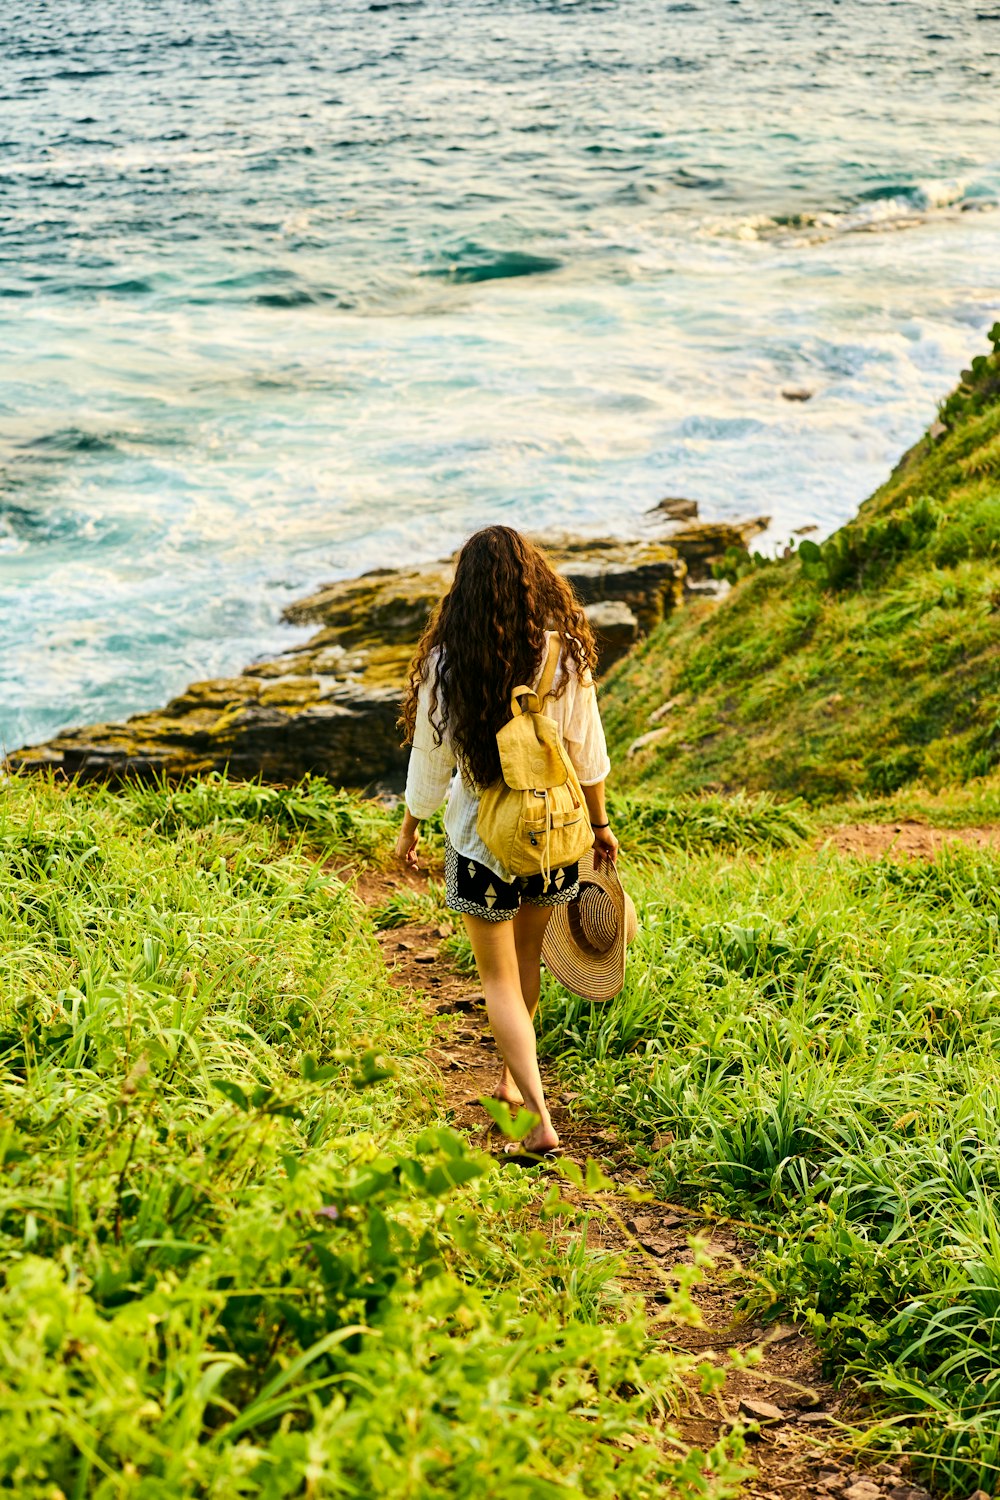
left=1, top=0, right=997, bottom=753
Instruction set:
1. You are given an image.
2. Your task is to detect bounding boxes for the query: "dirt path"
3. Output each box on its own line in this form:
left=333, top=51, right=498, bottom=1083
left=358, top=862, right=928, bottom=1500
left=821, top=822, right=1000, bottom=860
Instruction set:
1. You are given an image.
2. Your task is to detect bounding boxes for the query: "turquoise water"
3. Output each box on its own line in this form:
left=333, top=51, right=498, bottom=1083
left=1, top=0, right=998, bottom=753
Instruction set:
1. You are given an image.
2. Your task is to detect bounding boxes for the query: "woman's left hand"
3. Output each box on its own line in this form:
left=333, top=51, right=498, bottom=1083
left=592, top=825, right=619, bottom=870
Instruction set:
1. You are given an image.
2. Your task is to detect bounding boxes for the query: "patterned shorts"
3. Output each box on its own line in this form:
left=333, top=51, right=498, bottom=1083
left=444, top=836, right=581, bottom=924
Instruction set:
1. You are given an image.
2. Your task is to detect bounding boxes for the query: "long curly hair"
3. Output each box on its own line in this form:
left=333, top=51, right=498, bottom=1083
left=400, top=526, right=597, bottom=789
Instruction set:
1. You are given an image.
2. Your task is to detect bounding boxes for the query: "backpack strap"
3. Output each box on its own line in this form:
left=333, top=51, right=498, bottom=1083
left=509, top=635, right=561, bottom=717
left=536, top=633, right=561, bottom=704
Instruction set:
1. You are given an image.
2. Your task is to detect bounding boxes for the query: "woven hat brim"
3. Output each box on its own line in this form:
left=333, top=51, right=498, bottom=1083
left=542, top=850, right=634, bottom=1002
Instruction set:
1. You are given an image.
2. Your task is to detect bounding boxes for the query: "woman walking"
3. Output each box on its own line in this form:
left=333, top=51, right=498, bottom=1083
left=397, top=526, right=618, bottom=1156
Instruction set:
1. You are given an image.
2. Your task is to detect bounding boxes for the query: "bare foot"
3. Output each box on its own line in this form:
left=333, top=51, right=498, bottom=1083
left=491, top=1071, right=524, bottom=1108
left=516, top=1123, right=560, bottom=1155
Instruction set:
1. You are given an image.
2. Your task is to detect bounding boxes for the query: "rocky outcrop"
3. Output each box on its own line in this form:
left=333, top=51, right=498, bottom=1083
left=582, top=601, right=638, bottom=671
left=8, top=508, right=768, bottom=789
left=13, top=677, right=409, bottom=789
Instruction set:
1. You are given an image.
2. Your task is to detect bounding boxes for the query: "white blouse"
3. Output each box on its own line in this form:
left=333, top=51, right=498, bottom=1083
left=404, top=631, right=612, bottom=883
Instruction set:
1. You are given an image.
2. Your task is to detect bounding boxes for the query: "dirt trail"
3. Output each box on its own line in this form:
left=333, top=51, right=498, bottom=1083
left=358, top=862, right=928, bottom=1500
left=821, top=822, right=1000, bottom=861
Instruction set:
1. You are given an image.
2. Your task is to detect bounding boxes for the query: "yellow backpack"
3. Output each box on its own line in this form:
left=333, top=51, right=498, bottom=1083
left=476, top=636, right=595, bottom=881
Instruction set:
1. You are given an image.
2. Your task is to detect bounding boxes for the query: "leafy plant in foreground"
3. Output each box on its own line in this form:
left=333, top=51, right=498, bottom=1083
left=0, top=774, right=746, bottom=1499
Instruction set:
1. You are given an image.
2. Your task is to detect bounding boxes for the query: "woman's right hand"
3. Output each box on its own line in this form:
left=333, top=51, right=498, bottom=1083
left=395, top=811, right=421, bottom=867
left=592, top=825, right=619, bottom=869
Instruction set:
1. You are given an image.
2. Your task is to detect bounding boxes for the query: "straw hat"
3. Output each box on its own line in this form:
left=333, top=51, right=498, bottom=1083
left=542, top=849, right=638, bottom=1001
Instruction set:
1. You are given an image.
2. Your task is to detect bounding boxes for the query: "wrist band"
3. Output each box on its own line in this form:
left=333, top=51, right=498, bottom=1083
left=591, top=821, right=610, bottom=829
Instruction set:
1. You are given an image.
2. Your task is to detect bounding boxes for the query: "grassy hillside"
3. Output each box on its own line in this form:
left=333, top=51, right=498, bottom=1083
left=531, top=830, right=1000, bottom=1496
left=344, top=791, right=1000, bottom=1497
left=602, top=328, right=1000, bottom=802
left=7, top=765, right=1000, bottom=1495
left=0, top=773, right=744, bottom=1500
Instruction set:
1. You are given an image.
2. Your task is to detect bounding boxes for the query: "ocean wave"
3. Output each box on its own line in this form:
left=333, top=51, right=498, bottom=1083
left=706, top=178, right=996, bottom=244
left=18, top=427, right=121, bottom=455
left=0, top=494, right=86, bottom=550
left=424, top=246, right=563, bottom=284
left=252, top=288, right=343, bottom=308
left=10, top=425, right=183, bottom=459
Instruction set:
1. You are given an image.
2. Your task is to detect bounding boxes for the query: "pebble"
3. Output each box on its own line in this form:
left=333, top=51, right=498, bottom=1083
left=762, top=1320, right=800, bottom=1344
left=887, top=1487, right=932, bottom=1500
left=737, top=1397, right=784, bottom=1423
left=844, top=1483, right=881, bottom=1500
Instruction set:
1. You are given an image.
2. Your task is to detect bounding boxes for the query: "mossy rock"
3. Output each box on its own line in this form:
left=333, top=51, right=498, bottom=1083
left=7, top=522, right=773, bottom=789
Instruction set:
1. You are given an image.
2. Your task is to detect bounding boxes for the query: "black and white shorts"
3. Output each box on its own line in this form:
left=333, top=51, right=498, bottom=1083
left=444, top=836, right=580, bottom=924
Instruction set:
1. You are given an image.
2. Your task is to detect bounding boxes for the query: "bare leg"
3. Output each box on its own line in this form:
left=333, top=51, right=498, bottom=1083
left=494, top=903, right=552, bottom=1107
left=462, top=911, right=559, bottom=1153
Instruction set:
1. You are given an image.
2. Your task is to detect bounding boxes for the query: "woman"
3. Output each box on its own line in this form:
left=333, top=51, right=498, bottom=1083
left=396, top=526, right=618, bottom=1156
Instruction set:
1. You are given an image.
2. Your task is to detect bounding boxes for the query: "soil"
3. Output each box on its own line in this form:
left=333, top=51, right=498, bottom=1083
left=820, top=822, right=1000, bottom=861
left=356, top=861, right=928, bottom=1500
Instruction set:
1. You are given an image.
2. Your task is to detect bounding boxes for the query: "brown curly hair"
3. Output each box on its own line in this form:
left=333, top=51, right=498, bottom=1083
left=400, top=526, right=597, bottom=789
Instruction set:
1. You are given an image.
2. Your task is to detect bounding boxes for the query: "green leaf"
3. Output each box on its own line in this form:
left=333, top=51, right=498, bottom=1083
left=218, top=1324, right=369, bottom=1441
left=556, top=1159, right=584, bottom=1190
left=584, top=1159, right=615, bottom=1193
left=479, top=1098, right=537, bottom=1141
left=301, top=1052, right=341, bottom=1083
left=212, top=1080, right=249, bottom=1111
left=540, top=1183, right=579, bottom=1219
left=350, top=1049, right=396, bottom=1089
left=424, top=1157, right=487, bottom=1196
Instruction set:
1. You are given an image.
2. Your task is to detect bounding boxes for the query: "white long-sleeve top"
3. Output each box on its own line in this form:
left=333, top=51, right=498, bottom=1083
left=404, top=631, right=612, bottom=883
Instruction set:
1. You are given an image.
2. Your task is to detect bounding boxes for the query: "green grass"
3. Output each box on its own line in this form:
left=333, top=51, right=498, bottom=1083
left=537, top=825, right=1000, bottom=1496
left=0, top=772, right=746, bottom=1500
left=601, top=328, right=1000, bottom=803
left=609, top=790, right=814, bottom=857
left=816, top=774, right=1000, bottom=831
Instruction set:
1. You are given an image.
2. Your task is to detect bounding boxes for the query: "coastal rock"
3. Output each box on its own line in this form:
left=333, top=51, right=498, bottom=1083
left=282, top=563, right=452, bottom=639
left=649, top=496, right=700, bottom=521
left=560, top=541, right=686, bottom=633
left=584, top=600, right=639, bottom=671
left=11, top=679, right=408, bottom=788
left=644, top=503, right=771, bottom=577
left=7, top=521, right=759, bottom=789
left=667, top=520, right=770, bottom=576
